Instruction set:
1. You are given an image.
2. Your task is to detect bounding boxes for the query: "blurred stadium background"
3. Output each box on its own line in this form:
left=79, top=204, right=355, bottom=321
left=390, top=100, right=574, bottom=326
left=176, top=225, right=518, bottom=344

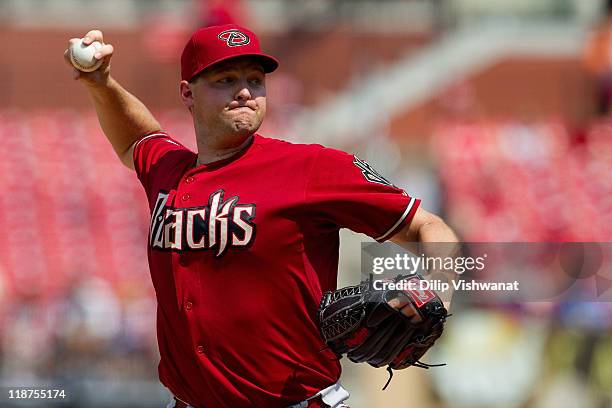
left=1, top=0, right=612, bottom=407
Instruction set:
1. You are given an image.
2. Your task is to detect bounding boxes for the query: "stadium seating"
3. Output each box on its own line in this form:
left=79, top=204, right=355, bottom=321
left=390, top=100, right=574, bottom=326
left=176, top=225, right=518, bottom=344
left=432, top=118, right=612, bottom=241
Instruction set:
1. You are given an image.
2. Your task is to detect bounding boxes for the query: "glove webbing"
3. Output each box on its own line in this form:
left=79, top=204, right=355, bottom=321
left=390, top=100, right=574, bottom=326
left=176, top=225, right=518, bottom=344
left=382, top=313, right=453, bottom=391
left=382, top=361, right=447, bottom=391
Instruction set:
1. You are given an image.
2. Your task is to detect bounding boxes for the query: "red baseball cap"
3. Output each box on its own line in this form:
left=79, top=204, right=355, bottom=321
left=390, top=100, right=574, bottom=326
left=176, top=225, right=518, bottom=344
left=181, top=24, right=279, bottom=81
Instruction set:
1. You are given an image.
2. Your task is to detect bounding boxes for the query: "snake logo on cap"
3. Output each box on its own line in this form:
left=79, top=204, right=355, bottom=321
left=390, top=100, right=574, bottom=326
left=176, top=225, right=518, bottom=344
left=218, top=29, right=250, bottom=47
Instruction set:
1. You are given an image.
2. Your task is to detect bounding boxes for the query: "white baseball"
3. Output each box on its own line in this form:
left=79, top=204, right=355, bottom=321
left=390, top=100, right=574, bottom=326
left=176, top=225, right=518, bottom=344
left=69, top=39, right=104, bottom=72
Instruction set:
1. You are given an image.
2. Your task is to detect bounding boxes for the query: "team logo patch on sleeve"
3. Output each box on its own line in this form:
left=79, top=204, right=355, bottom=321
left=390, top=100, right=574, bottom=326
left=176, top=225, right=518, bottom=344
left=353, top=156, right=394, bottom=187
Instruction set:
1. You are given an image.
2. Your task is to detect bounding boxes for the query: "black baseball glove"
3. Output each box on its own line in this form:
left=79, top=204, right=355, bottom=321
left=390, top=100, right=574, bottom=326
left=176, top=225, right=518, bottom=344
left=318, top=274, right=448, bottom=389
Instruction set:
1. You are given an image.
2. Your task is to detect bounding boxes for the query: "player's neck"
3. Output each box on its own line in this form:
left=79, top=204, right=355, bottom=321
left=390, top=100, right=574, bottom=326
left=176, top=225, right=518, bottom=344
left=195, top=133, right=254, bottom=166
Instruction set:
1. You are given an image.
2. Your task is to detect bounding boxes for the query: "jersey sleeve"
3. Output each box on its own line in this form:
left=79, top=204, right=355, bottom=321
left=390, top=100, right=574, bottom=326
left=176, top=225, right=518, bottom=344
left=132, top=131, right=190, bottom=192
left=305, top=147, right=420, bottom=242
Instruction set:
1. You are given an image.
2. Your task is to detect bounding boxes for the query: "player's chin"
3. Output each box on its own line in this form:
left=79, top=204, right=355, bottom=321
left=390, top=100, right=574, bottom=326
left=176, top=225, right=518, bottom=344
left=230, top=118, right=262, bottom=136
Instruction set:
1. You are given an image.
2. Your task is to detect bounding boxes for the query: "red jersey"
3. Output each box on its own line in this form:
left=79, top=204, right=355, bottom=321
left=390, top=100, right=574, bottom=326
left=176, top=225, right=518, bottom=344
left=133, top=132, right=420, bottom=407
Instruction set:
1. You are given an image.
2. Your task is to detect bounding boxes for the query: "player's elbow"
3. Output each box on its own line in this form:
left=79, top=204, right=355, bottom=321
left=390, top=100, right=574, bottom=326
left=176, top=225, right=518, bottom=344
left=119, top=154, right=135, bottom=170
left=117, top=145, right=136, bottom=170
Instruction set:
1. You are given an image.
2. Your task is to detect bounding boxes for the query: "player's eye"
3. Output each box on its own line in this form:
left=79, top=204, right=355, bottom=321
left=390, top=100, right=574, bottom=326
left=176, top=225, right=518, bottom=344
left=248, top=77, right=264, bottom=86
left=216, top=76, right=235, bottom=85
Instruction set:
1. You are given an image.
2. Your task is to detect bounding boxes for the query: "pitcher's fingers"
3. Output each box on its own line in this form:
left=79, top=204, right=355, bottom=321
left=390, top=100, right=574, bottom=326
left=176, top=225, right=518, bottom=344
left=401, top=302, right=422, bottom=323
left=387, top=297, right=409, bottom=310
left=83, top=29, right=104, bottom=44
left=63, top=38, right=80, bottom=64
left=388, top=295, right=422, bottom=323
left=95, top=43, right=114, bottom=60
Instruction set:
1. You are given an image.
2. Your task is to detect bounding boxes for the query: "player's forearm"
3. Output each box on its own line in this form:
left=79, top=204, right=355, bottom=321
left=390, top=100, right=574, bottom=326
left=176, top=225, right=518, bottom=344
left=415, top=215, right=459, bottom=245
left=392, top=210, right=459, bottom=255
left=412, top=216, right=460, bottom=264
left=392, top=212, right=460, bottom=309
left=86, top=77, right=161, bottom=159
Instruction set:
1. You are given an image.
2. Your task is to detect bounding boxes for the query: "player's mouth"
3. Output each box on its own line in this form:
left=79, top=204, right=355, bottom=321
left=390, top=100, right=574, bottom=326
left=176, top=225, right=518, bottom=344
left=228, top=101, right=257, bottom=111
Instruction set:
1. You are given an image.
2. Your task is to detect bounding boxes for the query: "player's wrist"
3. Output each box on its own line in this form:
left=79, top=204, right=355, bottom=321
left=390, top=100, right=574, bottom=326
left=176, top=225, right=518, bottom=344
left=83, top=73, right=114, bottom=92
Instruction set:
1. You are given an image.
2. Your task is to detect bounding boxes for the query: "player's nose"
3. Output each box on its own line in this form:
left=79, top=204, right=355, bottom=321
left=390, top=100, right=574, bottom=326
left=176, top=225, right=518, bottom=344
left=235, top=82, right=252, bottom=101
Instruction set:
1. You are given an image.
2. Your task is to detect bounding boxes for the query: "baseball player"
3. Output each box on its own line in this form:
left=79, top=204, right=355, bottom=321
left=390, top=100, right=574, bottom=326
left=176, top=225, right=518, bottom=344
left=64, top=25, right=458, bottom=408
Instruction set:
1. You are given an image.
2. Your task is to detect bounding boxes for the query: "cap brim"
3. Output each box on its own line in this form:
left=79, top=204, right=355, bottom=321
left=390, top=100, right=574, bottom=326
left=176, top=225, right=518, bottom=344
left=251, top=53, right=279, bottom=73
left=190, top=53, right=279, bottom=81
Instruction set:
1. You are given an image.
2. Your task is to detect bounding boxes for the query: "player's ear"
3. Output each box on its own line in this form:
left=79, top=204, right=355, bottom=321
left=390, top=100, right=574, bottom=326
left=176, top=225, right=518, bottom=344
left=180, top=80, right=195, bottom=111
